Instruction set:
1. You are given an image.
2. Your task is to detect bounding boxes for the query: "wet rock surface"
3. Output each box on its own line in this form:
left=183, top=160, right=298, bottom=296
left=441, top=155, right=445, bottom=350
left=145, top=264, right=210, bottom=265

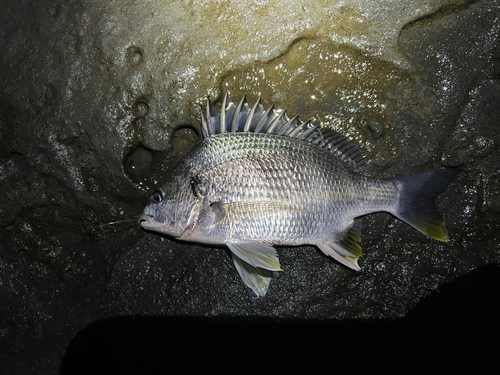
left=1, top=0, right=499, bottom=373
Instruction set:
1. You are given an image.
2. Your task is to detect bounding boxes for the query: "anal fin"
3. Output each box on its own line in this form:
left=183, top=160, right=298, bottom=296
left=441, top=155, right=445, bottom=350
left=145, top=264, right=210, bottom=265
left=317, top=220, right=363, bottom=271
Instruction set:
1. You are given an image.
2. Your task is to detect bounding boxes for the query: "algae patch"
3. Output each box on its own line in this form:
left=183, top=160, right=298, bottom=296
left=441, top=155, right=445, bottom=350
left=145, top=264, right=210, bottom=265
left=221, top=38, right=411, bottom=166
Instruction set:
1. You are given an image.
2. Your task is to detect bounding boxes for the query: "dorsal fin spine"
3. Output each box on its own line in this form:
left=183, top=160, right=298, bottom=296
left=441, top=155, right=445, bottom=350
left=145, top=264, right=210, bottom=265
left=254, top=104, right=275, bottom=133
left=201, top=105, right=209, bottom=138
left=205, top=98, right=215, bottom=136
left=220, top=92, right=228, bottom=134
left=230, top=95, right=242, bottom=133
left=266, top=109, right=288, bottom=134
left=243, top=97, right=262, bottom=132
left=277, top=115, right=300, bottom=136
left=231, top=94, right=247, bottom=132
left=296, top=121, right=315, bottom=140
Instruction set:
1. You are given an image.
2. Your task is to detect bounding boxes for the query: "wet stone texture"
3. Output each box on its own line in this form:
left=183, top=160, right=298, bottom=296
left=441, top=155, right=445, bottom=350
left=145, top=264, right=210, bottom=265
left=1, top=0, right=500, bottom=373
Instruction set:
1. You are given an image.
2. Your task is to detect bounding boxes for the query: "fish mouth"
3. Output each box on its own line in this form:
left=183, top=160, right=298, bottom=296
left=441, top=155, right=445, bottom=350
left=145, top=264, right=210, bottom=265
left=139, top=213, right=153, bottom=228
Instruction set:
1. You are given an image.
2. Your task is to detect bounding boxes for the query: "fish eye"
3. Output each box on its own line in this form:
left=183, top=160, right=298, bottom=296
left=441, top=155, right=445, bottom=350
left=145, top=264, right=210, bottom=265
left=152, top=188, right=165, bottom=203
left=191, top=176, right=202, bottom=198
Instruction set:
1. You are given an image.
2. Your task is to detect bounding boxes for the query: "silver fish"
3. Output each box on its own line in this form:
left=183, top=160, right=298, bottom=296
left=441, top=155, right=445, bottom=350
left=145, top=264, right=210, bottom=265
left=140, top=93, right=459, bottom=296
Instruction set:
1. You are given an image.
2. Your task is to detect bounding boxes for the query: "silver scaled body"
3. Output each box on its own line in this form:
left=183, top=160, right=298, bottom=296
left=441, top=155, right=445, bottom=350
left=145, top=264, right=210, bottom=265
left=181, top=132, right=397, bottom=247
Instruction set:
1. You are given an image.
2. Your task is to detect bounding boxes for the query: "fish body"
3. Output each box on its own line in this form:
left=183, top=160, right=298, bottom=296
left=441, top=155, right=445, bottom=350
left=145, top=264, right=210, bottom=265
left=140, top=93, right=459, bottom=296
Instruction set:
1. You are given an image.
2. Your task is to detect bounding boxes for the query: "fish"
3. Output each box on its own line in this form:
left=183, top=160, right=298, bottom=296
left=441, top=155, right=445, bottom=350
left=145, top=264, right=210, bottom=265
left=139, top=92, right=459, bottom=296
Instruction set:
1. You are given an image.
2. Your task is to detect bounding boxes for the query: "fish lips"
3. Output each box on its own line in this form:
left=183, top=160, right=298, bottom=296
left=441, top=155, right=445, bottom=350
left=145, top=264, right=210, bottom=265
left=139, top=213, right=176, bottom=235
left=139, top=213, right=156, bottom=230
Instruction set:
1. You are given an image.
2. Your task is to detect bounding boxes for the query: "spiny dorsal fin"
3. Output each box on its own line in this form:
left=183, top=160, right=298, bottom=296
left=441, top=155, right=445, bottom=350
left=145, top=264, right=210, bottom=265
left=201, top=93, right=370, bottom=169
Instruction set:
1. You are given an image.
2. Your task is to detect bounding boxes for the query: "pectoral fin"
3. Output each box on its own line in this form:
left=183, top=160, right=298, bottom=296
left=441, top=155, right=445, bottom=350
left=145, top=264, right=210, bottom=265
left=227, top=242, right=282, bottom=271
left=230, top=253, right=273, bottom=297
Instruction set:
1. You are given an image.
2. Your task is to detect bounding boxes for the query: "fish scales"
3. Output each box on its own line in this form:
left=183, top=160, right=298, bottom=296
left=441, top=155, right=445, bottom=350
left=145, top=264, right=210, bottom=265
left=190, top=132, right=398, bottom=246
left=140, top=93, right=460, bottom=296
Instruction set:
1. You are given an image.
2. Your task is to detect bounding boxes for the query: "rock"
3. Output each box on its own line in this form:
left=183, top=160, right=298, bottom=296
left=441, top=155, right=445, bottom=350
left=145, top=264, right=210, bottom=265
left=1, top=0, right=499, bottom=373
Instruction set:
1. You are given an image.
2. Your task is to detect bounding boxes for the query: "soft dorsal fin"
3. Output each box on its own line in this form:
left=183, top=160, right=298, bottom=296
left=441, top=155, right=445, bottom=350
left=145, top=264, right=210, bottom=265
left=201, top=93, right=370, bottom=169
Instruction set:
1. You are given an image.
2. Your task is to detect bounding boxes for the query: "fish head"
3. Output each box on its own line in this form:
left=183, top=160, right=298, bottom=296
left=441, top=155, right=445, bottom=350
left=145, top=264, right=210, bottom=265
left=139, top=177, right=199, bottom=239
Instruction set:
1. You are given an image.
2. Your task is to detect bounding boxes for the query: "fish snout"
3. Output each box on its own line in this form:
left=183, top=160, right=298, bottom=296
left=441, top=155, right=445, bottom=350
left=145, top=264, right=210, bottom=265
left=139, top=213, right=154, bottom=228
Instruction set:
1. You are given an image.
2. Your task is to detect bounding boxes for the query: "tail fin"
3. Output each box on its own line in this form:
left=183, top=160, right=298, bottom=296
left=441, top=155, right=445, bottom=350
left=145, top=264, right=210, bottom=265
left=393, top=168, right=460, bottom=242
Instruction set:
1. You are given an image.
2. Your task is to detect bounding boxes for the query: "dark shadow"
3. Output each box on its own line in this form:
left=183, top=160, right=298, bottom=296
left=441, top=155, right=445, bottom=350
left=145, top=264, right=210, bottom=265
left=60, top=263, right=500, bottom=374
